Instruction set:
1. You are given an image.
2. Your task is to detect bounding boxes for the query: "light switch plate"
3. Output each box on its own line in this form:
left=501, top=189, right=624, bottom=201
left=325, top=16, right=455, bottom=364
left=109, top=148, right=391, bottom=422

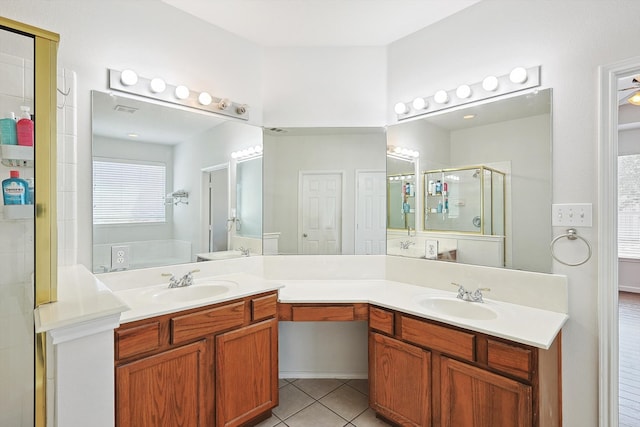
left=552, top=203, right=593, bottom=227
left=111, top=245, right=130, bottom=270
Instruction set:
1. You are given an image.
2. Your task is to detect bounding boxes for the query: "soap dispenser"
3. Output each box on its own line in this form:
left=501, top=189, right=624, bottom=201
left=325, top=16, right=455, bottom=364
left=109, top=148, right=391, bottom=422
left=2, top=170, right=29, bottom=205
left=16, top=106, right=33, bottom=146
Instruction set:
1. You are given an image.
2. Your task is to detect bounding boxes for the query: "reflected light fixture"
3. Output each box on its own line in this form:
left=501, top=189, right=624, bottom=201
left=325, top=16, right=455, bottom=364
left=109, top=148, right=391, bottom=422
left=218, top=98, right=231, bottom=110
left=120, top=69, right=138, bottom=86
left=231, top=145, right=263, bottom=161
left=629, top=91, right=640, bottom=106
left=463, top=114, right=476, bottom=120
left=149, top=77, right=166, bottom=93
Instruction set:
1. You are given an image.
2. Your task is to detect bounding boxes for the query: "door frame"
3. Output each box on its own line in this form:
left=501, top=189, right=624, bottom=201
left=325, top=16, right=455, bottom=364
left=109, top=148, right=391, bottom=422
left=598, top=55, right=640, bottom=427
left=297, top=170, right=345, bottom=254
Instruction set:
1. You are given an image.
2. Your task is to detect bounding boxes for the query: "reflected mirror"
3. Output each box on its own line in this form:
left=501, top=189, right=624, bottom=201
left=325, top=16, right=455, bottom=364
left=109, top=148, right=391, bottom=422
left=263, top=127, right=387, bottom=255
left=91, top=91, right=262, bottom=273
left=387, top=89, right=552, bottom=273
left=386, top=153, right=417, bottom=231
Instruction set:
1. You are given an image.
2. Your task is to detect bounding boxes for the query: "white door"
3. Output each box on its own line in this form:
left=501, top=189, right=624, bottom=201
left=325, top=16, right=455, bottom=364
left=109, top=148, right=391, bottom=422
left=299, top=172, right=342, bottom=254
left=355, top=171, right=387, bottom=254
left=208, top=167, right=229, bottom=252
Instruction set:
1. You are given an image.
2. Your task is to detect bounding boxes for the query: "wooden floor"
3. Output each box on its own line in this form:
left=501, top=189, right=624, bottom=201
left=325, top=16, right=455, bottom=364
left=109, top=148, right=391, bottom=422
left=619, top=291, right=640, bottom=427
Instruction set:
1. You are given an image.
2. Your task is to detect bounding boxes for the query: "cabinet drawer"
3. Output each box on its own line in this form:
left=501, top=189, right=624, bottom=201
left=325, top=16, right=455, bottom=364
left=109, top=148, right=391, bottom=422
left=116, top=322, right=161, bottom=360
left=171, top=301, right=245, bottom=344
left=487, top=339, right=533, bottom=380
left=369, top=306, right=394, bottom=335
left=400, top=315, right=475, bottom=361
left=292, top=305, right=355, bottom=321
left=252, top=293, right=278, bottom=321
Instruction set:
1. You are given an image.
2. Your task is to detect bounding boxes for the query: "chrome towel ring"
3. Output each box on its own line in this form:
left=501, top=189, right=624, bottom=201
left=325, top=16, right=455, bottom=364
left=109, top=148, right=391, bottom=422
left=550, top=228, right=592, bottom=266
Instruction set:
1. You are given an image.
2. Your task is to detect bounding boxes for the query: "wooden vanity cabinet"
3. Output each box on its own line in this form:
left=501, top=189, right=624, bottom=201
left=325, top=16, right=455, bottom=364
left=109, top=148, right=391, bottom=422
left=114, top=291, right=278, bottom=427
left=368, top=305, right=560, bottom=427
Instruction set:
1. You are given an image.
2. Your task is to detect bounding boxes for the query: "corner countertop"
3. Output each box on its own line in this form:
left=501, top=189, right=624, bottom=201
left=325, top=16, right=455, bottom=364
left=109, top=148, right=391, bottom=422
left=35, top=265, right=129, bottom=333
left=277, top=279, right=567, bottom=350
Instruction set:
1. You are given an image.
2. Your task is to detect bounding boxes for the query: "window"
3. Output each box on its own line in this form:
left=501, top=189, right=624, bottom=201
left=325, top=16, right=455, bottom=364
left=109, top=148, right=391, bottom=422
left=93, top=159, right=166, bottom=225
left=618, top=154, right=640, bottom=258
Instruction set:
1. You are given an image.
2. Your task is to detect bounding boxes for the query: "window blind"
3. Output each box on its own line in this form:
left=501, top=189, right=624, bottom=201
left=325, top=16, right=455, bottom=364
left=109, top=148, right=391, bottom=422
left=93, top=159, right=166, bottom=225
left=618, top=154, right=640, bottom=258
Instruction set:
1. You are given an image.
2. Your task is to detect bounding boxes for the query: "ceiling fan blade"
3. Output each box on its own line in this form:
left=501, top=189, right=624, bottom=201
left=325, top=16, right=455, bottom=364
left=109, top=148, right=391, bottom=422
left=618, top=86, right=640, bottom=92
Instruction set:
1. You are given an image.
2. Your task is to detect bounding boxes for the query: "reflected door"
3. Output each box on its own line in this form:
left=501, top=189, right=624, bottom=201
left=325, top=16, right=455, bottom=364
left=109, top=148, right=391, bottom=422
left=355, top=171, right=386, bottom=254
left=208, top=167, right=229, bottom=252
left=299, top=172, right=342, bottom=254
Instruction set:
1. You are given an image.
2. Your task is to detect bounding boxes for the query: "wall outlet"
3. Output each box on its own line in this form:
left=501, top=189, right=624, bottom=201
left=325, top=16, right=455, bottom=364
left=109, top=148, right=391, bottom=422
left=425, top=240, right=438, bottom=260
left=551, top=203, right=593, bottom=227
left=111, top=245, right=130, bottom=270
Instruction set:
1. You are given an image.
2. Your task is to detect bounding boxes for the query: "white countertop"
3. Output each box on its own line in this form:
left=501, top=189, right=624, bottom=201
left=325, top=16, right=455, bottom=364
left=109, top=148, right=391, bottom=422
left=277, top=279, right=567, bottom=350
left=114, top=272, right=282, bottom=323
left=35, top=265, right=129, bottom=333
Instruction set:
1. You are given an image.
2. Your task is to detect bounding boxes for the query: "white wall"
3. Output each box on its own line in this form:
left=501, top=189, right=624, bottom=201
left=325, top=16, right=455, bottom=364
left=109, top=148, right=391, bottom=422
left=387, top=1, right=640, bottom=425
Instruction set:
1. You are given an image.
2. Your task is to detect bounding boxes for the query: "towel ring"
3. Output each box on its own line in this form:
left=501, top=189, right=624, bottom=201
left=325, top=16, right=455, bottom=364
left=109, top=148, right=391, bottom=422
left=550, top=228, right=592, bottom=266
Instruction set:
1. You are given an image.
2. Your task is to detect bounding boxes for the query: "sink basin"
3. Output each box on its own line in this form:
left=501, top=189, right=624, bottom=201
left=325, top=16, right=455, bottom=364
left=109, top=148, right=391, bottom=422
left=139, top=280, right=237, bottom=304
left=418, top=296, right=498, bottom=320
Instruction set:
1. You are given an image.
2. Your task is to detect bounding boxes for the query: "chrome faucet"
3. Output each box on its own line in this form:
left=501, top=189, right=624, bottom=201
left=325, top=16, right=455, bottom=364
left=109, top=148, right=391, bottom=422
left=238, top=246, right=250, bottom=257
left=400, top=240, right=415, bottom=250
left=451, top=282, right=491, bottom=303
left=163, top=269, right=200, bottom=288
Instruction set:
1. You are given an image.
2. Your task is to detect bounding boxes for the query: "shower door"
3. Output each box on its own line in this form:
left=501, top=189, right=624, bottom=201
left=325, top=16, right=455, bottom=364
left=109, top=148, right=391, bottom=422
left=0, top=17, right=58, bottom=427
left=0, top=25, right=36, bottom=427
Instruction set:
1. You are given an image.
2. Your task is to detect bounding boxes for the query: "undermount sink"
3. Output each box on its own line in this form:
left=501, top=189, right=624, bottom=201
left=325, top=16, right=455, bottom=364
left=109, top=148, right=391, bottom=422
left=418, top=296, right=498, bottom=320
left=139, top=280, right=237, bottom=304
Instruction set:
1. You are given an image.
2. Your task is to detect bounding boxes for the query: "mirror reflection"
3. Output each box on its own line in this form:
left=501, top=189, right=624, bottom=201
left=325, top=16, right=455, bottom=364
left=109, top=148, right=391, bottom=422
left=263, top=127, right=387, bottom=255
left=91, top=91, right=262, bottom=273
left=386, top=155, right=417, bottom=231
left=387, top=89, right=552, bottom=273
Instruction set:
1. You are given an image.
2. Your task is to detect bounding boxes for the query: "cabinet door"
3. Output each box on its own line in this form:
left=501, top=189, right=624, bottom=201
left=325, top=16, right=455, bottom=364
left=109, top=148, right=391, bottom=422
left=116, top=340, right=207, bottom=427
left=369, top=332, right=431, bottom=427
left=216, top=318, right=278, bottom=427
left=440, top=357, right=532, bottom=427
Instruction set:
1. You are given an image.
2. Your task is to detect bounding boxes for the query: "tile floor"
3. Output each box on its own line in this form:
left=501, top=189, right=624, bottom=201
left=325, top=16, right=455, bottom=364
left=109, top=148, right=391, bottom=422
left=255, top=378, right=391, bottom=427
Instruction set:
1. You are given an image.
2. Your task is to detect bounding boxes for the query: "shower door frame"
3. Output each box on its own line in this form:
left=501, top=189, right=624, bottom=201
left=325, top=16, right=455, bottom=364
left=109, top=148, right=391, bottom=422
left=0, top=16, right=59, bottom=427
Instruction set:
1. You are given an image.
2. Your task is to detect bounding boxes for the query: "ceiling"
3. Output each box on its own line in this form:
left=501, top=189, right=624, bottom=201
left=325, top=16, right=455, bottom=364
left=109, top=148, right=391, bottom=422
left=161, top=0, right=481, bottom=47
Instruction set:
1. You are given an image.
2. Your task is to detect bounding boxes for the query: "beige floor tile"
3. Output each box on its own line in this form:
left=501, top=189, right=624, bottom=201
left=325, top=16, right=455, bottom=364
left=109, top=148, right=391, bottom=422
left=253, top=413, right=282, bottom=427
left=351, top=408, right=392, bottom=426
left=346, top=379, right=369, bottom=396
left=292, top=378, right=344, bottom=399
left=278, top=378, right=290, bottom=388
left=319, top=384, right=369, bottom=421
left=285, top=402, right=349, bottom=427
left=272, top=383, right=314, bottom=420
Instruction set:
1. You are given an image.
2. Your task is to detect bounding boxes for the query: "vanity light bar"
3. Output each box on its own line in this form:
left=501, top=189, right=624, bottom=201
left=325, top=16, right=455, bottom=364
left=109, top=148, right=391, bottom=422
left=387, top=145, right=419, bottom=161
left=231, top=145, right=263, bottom=162
left=108, top=69, right=249, bottom=120
left=394, top=65, right=541, bottom=121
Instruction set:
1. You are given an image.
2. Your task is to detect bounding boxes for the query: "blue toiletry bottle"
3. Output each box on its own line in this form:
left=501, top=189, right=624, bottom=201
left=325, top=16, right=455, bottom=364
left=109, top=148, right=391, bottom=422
left=2, top=170, right=29, bottom=205
left=0, top=112, right=17, bottom=145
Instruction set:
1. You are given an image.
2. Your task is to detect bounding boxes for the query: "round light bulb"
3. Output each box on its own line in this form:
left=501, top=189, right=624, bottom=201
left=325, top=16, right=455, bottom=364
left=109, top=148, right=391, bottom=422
left=231, top=152, right=239, bottom=159
left=482, top=75, right=499, bottom=91
left=509, top=67, right=528, bottom=84
left=412, top=97, right=427, bottom=110
left=394, top=146, right=402, bottom=154
left=198, top=92, right=213, bottom=106
left=120, top=69, right=138, bottom=86
left=412, top=150, right=420, bottom=158
left=394, top=102, right=408, bottom=115
left=456, top=84, right=472, bottom=99
left=175, top=85, right=190, bottom=100
left=149, top=78, right=166, bottom=93
left=255, top=145, right=263, bottom=153
left=434, top=90, right=449, bottom=104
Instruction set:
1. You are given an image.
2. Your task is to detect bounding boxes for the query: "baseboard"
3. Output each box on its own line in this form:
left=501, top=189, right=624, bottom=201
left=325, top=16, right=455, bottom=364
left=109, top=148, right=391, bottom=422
left=619, top=286, right=640, bottom=293
left=279, top=371, right=368, bottom=380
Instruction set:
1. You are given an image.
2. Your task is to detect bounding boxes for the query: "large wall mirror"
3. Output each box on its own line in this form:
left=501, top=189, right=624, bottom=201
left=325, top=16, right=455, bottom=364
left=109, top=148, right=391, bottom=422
left=263, top=127, right=387, bottom=255
left=91, top=91, right=262, bottom=273
left=387, top=89, right=552, bottom=273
